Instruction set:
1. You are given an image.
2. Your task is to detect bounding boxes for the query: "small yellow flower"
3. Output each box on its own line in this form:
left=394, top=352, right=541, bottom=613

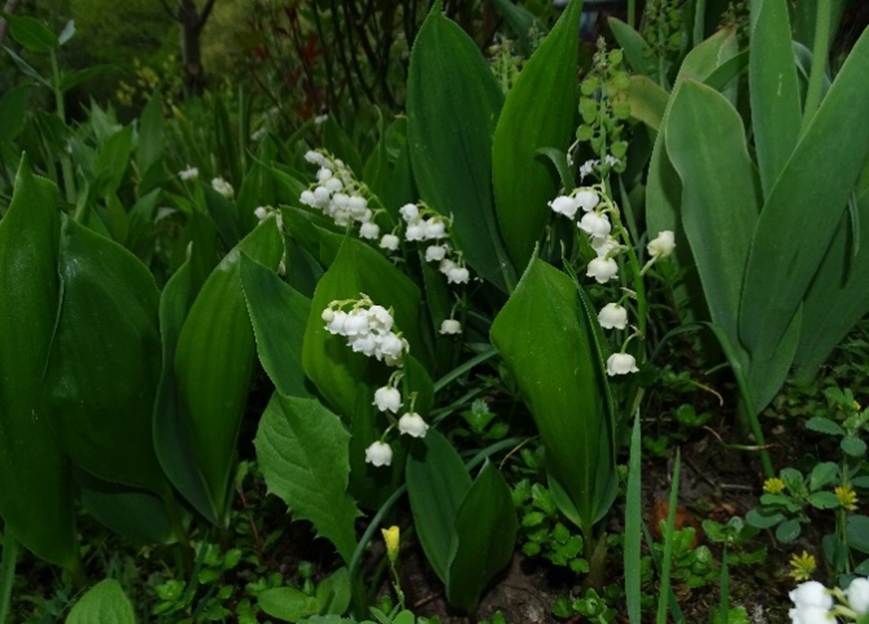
left=381, top=525, right=400, bottom=563
left=835, top=485, right=858, bottom=511
left=763, top=477, right=786, bottom=494
left=789, top=551, right=817, bottom=582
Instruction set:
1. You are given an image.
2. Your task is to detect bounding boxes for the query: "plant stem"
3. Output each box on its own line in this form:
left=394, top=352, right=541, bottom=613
left=0, top=530, right=19, bottom=624
left=49, top=49, right=75, bottom=203
left=801, top=0, right=832, bottom=134
left=627, top=0, right=636, bottom=29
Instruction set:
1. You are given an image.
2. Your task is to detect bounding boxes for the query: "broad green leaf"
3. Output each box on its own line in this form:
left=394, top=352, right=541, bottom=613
left=664, top=80, right=759, bottom=389
left=794, top=189, right=869, bottom=381
left=627, top=75, right=668, bottom=131
left=255, top=395, right=359, bottom=563
left=174, top=219, right=283, bottom=520
left=92, top=126, right=133, bottom=198
left=608, top=17, right=658, bottom=78
left=749, top=0, right=802, bottom=197
left=240, top=253, right=311, bottom=398
left=79, top=475, right=173, bottom=546
left=492, top=0, right=581, bottom=270
left=0, top=158, right=77, bottom=568
left=406, top=430, right=472, bottom=583
left=136, top=95, right=164, bottom=189
left=740, top=30, right=869, bottom=358
left=848, top=515, right=869, bottom=555
left=646, top=28, right=739, bottom=246
left=0, top=84, right=29, bottom=143
left=45, top=219, right=165, bottom=493
left=302, top=237, right=433, bottom=506
left=490, top=258, right=615, bottom=534
left=407, top=6, right=513, bottom=291
left=66, top=579, right=135, bottom=624
left=258, top=587, right=319, bottom=622
left=7, top=15, right=57, bottom=53
left=446, top=463, right=517, bottom=612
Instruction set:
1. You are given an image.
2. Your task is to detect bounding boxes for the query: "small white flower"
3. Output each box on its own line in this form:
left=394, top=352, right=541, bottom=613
left=405, top=222, right=425, bottom=241
left=439, top=258, right=456, bottom=275
left=591, top=235, right=620, bottom=258
left=606, top=352, right=639, bottom=376
left=367, top=305, right=393, bottom=331
left=548, top=195, right=580, bottom=219
left=373, top=385, right=402, bottom=413
left=179, top=165, right=199, bottom=181
left=211, top=177, right=234, bottom=199
left=423, top=219, right=446, bottom=240
left=343, top=310, right=370, bottom=336
left=398, top=412, right=429, bottom=438
left=446, top=266, right=470, bottom=285
left=788, top=606, right=833, bottom=624
left=254, top=206, right=269, bottom=221
left=597, top=303, right=628, bottom=330
left=305, top=150, right=325, bottom=165
left=331, top=193, right=350, bottom=209
left=399, top=203, right=419, bottom=222
left=348, top=195, right=367, bottom=215
left=327, top=310, right=348, bottom=335
left=321, top=307, right=335, bottom=323
left=250, top=127, right=267, bottom=142
left=365, top=441, right=393, bottom=467
left=846, top=577, right=869, bottom=614
left=586, top=257, right=619, bottom=284
left=313, top=186, right=331, bottom=205
left=789, top=582, right=833, bottom=610
left=325, top=177, right=343, bottom=192
left=359, top=222, right=380, bottom=240
left=350, top=333, right=378, bottom=356
left=579, top=159, right=598, bottom=180
left=578, top=212, right=611, bottom=239
left=575, top=189, right=600, bottom=212
left=314, top=114, right=329, bottom=125
left=300, top=190, right=316, bottom=206
left=439, top=319, right=462, bottom=335
left=604, top=154, right=621, bottom=168
left=316, top=167, right=333, bottom=182
left=380, top=234, right=400, bottom=251
left=647, top=230, right=676, bottom=259
left=377, top=333, right=406, bottom=363
left=425, top=245, right=448, bottom=263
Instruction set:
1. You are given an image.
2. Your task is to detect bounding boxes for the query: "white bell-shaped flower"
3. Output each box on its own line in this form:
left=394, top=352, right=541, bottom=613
left=647, top=230, right=676, bottom=259
left=425, top=245, right=448, bottom=263
left=343, top=310, right=370, bottom=336
left=405, top=222, right=425, bottom=241
left=254, top=206, right=269, bottom=221
left=321, top=307, right=335, bottom=323
left=606, top=352, right=639, bottom=376
left=439, top=319, right=462, bottom=335
left=379, top=234, right=400, bottom=251
left=367, top=305, right=393, bottom=332
left=846, top=577, right=869, bottom=614
left=789, top=582, right=833, bottom=610
left=324, top=177, right=343, bottom=192
left=359, top=222, right=380, bottom=240
left=446, top=266, right=470, bottom=285
left=423, top=219, right=446, bottom=240
left=300, top=190, right=316, bottom=206
left=179, top=165, right=199, bottom=181
left=399, top=203, right=419, bottom=222
left=316, top=167, right=333, bottom=182
left=326, top=310, right=348, bottom=335
left=350, top=333, right=378, bottom=357
left=313, top=186, right=331, bottom=206
left=586, top=257, right=618, bottom=284
left=377, top=333, right=405, bottom=362
left=364, top=441, right=393, bottom=467
left=398, top=412, right=429, bottom=438
left=305, top=150, right=325, bottom=165
left=373, top=385, right=402, bottom=413
left=597, top=303, right=628, bottom=330
left=575, top=189, right=600, bottom=212
left=211, top=177, right=234, bottom=199
left=591, top=235, right=620, bottom=258
left=548, top=195, right=579, bottom=219
left=787, top=606, right=833, bottom=624
left=578, top=212, right=611, bottom=239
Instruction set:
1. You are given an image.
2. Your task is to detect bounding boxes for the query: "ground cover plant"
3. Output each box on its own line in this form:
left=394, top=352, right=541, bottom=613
left=0, top=0, right=868, bottom=622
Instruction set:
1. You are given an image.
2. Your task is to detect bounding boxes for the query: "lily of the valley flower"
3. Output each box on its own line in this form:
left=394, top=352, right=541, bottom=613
left=398, top=412, right=429, bottom=438
left=790, top=582, right=833, bottom=611
left=365, top=441, right=393, bottom=467
left=179, top=165, right=199, bottom=181
left=586, top=256, right=619, bottom=284
left=548, top=195, right=580, bottom=219
left=598, top=303, right=628, bottom=330
left=211, top=177, right=234, bottom=199
left=847, top=577, right=869, bottom=614
left=359, top=222, right=380, bottom=240
left=379, top=233, right=400, bottom=251
left=439, top=318, right=462, bottom=335
left=425, top=244, right=448, bottom=263
left=647, top=230, right=676, bottom=259
left=373, top=385, right=402, bottom=413
left=578, top=211, right=612, bottom=239
left=606, top=352, right=639, bottom=376
left=575, top=189, right=600, bottom=212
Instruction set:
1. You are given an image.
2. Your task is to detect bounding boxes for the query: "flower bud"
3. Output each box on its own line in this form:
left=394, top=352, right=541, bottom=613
left=381, top=525, right=400, bottom=562
left=647, top=230, right=676, bottom=259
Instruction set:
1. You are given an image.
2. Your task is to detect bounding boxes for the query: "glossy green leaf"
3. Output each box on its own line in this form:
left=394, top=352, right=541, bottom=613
left=7, top=15, right=57, bottom=53
left=627, top=75, right=668, bottom=131
left=490, top=258, right=615, bottom=533
left=255, top=395, right=359, bottom=563
left=446, top=462, right=517, bottom=612
left=302, top=237, right=433, bottom=505
left=65, top=579, right=135, bottom=624
left=608, top=17, right=658, bottom=78
left=795, top=189, right=869, bottom=380
left=136, top=95, right=164, bottom=187
left=407, top=6, right=513, bottom=291
left=492, top=0, right=580, bottom=269
left=240, top=253, right=311, bottom=398
left=174, top=219, right=284, bottom=520
left=92, top=126, right=133, bottom=198
left=0, top=158, right=77, bottom=568
left=79, top=475, right=173, bottom=546
left=749, top=0, right=801, bottom=198
left=740, top=29, right=869, bottom=358
left=406, top=430, right=472, bottom=583
left=45, top=219, right=165, bottom=493
left=258, top=587, right=318, bottom=622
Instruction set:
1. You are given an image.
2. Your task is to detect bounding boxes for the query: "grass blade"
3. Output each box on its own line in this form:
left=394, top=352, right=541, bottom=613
left=656, top=449, right=682, bottom=624
left=625, top=411, right=643, bottom=623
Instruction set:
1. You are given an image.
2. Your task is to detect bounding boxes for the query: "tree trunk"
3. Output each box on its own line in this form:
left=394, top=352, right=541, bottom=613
left=180, top=0, right=206, bottom=95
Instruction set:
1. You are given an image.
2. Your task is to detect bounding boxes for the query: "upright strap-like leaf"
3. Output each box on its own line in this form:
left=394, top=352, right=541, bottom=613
left=0, top=157, right=77, bottom=568
left=407, top=6, right=512, bottom=291
left=740, top=30, right=869, bottom=358
left=749, top=0, right=802, bottom=198
left=492, top=0, right=581, bottom=270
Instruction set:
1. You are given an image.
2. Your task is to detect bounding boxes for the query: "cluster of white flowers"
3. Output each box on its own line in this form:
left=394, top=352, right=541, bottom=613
left=178, top=165, right=199, bottom=181
left=788, top=578, right=869, bottom=623
left=322, top=295, right=431, bottom=468
left=212, top=176, right=234, bottom=199
left=300, top=149, right=382, bottom=239
left=548, top=183, right=675, bottom=378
